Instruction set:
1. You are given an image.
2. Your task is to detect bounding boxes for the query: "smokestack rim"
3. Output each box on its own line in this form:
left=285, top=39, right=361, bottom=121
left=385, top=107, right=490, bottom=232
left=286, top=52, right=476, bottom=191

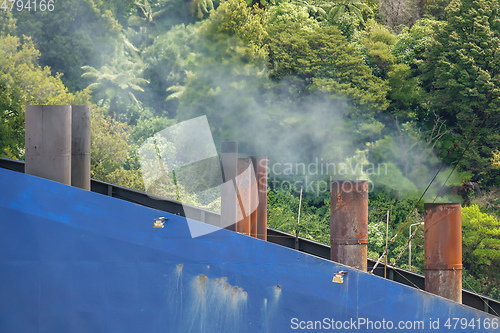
left=221, top=141, right=238, bottom=153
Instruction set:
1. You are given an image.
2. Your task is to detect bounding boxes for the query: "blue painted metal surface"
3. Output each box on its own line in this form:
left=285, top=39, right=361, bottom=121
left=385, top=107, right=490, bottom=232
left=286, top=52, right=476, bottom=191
left=0, top=168, right=498, bottom=332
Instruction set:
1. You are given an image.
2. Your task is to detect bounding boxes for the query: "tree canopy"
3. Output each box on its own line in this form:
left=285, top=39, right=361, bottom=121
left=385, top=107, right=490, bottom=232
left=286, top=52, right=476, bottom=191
left=0, top=35, right=87, bottom=159
left=420, top=0, right=500, bottom=185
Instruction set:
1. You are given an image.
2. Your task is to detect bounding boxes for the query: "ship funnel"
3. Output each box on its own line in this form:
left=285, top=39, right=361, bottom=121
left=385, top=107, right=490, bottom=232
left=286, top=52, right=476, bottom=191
left=221, top=142, right=268, bottom=239
left=236, top=156, right=253, bottom=235
left=25, top=105, right=91, bottom=190
left=330, top=181, right=368, bottom=271
left=253, top=156, right=268, bottom=241
left=424, top=203, right=462, bottom=304
left=25, top=105, right=72, bottom=185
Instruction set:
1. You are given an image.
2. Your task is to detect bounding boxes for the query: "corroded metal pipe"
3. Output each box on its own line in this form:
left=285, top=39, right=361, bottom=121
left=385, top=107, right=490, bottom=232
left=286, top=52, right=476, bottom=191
left=330, top=181, right=368, bottom=271
left=236, top=157, right=252, bottom=236
left=221, top=141, right=238, bottom=231
left=250, top=177, right=258, bottom=238
left=25, top=105, right=72, bottom=185
left=253, top=156, right=268, bottom=241
left=424, top=203, right=462, bottom=304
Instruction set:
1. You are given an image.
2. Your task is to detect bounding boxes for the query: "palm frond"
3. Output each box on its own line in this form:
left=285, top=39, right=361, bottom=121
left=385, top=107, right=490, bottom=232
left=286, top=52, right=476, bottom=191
left=166, top=85, right=186, bottom=101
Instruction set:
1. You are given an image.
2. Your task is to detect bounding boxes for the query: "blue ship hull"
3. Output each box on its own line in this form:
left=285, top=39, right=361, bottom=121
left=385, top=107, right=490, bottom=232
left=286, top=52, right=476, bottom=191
left=0, top=168, right=497, bottom=332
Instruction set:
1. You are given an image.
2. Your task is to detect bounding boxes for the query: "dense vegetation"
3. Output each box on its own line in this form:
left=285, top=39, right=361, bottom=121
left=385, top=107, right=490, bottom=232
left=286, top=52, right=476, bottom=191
left=1, top=0, right=499, bottom=300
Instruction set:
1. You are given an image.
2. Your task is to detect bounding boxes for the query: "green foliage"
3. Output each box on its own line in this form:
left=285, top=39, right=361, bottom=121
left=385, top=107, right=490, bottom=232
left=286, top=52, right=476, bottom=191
left=333, top=12, right=361, bottom=40
left=321, top=0, right=373, bottom=24
left=419, top=0, right=453, bottom=20
left=268, top=24, right=389, bottom=117
left=130, top=117, right=177, bottom=145
left=463, top=269, right=500, bottom=301
left=353, top=20, right=396, bottom=78
left=462, top=204, right=500, bottom=299
left=392, top=18, right=442, bottom=66
left=202, top=0, right=268, bottom=59
left=82, top=37, right=148, bottom=122
left=380, top=19, right=441, bottom=120
left=107, top=167, right=146, bottom=191
left=267, top=188, right=330, bottom=244
left=352, top=20, right=429, bottom=118
left=288, top=0, right=372, bottom=26
left=493, top=150, right=500, bottom=169
left=489, top=152, right=500, bottom=187
left=90, top=110, right=131, bottom=179
left=462, top=205, right=500, bottom=268
left=90, top=109, right=145, bottom=191
left=386, top=64, right=422, bottom=118
left=266, top=2, right=320, bottom=31
left=0, top=35, right=84, bottom=159
left=471, top=187, right=500, bottom=222
left=289, top=0, right=327, bottom=20
left=0, top=10, right=16, bottom=36
left=12, top=0, right=122, bottom=92
left=189, top=0, right=218, bottom=19
left=369, top=120, right=469, bottom=200
left=94, top=0, right=137, bottom=25
left=141, top=24, right=197, bottom=118
left=420, top=0, right=500, bottom=187
left=127, top=0, right=174, bottom=46
left=367, top=190, right=424, bottom=271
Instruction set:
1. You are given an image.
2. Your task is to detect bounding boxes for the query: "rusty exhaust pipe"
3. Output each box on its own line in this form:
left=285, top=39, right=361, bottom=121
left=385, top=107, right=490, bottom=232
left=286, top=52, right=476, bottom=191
left=221, top=141, right=238, bottom=231
left=222, top=147, right=267, bottom=239
left=236, top=157, right=252, bottom=236
left=330, top=181, right=368, bottom=271
left=249, top=157, right=258, bottom=238
left=424, top=203, right=462, bottom=303
left=250, top=176, right=258, bottom=238
left=253, top=157, right=268, bottom=241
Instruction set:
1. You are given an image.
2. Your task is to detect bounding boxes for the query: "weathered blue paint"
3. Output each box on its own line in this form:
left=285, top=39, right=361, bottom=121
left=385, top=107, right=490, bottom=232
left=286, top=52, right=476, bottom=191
left=0, top=168, right=498, bottom=332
